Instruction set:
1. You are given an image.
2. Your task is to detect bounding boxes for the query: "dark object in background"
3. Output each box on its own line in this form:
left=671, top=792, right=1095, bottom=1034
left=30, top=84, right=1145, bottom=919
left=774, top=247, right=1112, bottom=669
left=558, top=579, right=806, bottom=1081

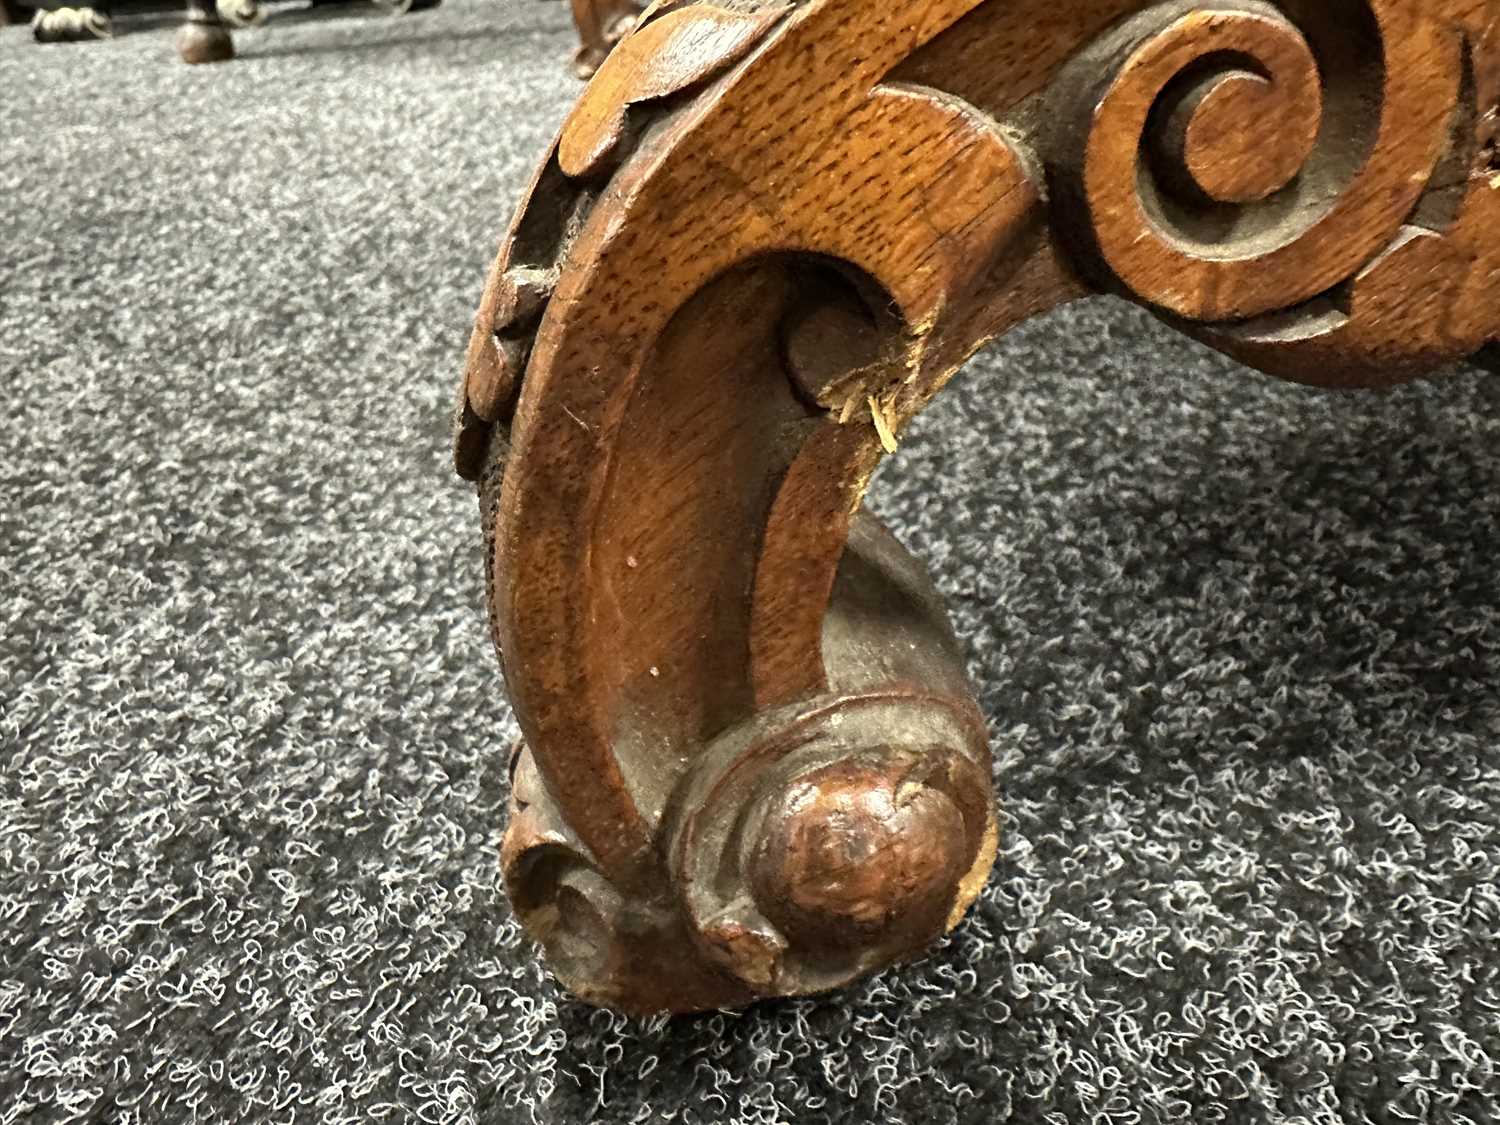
left=454, top=0, right=1500, bottom=1013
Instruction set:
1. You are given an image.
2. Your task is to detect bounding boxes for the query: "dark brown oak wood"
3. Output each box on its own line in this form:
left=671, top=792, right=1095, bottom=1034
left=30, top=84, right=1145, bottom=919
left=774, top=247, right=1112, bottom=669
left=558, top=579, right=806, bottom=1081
left=455, top=0, right=1500, bottom=1013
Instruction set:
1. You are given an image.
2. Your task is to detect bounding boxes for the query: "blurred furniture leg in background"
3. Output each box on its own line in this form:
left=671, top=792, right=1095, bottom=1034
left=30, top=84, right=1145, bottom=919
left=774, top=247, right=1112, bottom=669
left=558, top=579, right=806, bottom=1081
left=569, top=0, right=641, bottom=77
left=23, top=0, right=440, bottom=61
left=176, top=0, right=233, bottom=61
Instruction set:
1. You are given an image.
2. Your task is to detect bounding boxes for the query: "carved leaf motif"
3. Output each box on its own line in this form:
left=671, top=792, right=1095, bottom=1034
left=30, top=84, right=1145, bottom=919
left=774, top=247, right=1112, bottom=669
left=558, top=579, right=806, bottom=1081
left=559, top=3, right=789, bottom=178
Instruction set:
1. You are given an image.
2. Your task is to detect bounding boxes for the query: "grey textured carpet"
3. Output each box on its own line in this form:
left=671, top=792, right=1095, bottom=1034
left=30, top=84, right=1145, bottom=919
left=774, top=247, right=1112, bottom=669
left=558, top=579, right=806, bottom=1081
left=4, top=2, right=1500, bottom=1122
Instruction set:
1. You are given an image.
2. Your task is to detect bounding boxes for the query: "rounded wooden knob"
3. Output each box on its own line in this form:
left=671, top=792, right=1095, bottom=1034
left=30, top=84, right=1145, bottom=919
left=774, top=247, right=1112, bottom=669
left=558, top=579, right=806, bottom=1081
left=672, top=695, right=995, bottom=999
left=749, top=759, right=971, bottom=951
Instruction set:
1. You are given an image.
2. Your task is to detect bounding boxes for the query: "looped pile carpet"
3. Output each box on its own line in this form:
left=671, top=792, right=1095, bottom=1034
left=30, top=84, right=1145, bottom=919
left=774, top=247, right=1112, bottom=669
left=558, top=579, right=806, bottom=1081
left=3, top=2, right=1499, bottom=1121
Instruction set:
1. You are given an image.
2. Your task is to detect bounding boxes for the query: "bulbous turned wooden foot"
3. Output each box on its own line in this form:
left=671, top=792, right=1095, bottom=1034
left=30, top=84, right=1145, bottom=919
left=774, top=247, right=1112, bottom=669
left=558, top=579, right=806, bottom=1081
left=176, top=2, right=233, bottom=63
left=456, top=0, right=1500, bottom=1012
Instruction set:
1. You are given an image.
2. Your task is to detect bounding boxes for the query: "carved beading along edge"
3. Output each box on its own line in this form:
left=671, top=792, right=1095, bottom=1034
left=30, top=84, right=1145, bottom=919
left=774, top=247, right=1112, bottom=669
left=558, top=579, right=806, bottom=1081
left=451, top=2, right=789, bottom=484
left=460, top=0, right=1500, bottom=1012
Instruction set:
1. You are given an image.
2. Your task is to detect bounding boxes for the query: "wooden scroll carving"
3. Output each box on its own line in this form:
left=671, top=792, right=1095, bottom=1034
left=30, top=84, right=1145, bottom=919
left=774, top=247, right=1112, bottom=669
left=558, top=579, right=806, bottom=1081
left=454, top=0, right=1500, bottom=1013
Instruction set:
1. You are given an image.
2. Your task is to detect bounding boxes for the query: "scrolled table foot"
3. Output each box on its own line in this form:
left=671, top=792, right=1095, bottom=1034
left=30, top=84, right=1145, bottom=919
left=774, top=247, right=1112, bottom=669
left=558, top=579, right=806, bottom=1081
left=498, top=513, right=996, bottom=1013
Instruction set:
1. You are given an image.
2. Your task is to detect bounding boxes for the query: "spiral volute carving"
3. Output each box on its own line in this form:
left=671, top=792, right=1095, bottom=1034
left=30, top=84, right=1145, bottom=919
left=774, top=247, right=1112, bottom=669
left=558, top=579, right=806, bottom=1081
left=1046, top=0, right=1461, bottom=321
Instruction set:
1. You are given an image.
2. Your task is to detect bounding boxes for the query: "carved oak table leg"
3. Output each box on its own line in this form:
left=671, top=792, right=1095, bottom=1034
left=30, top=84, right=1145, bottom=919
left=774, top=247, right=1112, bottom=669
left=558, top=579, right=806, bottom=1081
left=177, top=0, right=233, bottom=62
left=455, top=0, right=1500, bottom=1013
